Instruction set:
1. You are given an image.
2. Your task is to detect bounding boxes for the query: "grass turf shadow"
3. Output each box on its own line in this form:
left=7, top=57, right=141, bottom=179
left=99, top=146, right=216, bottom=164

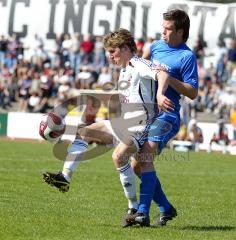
left=177, top=225, right=236, bottom=231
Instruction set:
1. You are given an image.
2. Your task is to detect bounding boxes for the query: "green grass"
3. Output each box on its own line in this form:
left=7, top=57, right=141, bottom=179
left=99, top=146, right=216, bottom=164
left=0, top=139, right=235, bottom=240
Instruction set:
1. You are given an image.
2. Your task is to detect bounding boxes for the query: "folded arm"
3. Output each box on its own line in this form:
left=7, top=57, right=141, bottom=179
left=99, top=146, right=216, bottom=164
left=168, top=76, right=198, bottom=100
left=143, top=47, right=198, bottom=100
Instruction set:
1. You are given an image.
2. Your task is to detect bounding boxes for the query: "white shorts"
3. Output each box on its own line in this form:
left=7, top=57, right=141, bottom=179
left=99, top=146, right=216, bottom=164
left=101, top=118, right=150, bottom=151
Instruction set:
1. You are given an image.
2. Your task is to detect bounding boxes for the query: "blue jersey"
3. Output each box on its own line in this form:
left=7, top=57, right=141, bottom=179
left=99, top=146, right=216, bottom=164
left=150, top=39, right=198, bottom=113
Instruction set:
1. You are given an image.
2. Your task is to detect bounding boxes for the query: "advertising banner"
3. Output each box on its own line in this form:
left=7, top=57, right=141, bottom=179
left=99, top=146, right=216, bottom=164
left=0, top=113, right=8, bottom=136
left=0, top=0, right=235, bottom=50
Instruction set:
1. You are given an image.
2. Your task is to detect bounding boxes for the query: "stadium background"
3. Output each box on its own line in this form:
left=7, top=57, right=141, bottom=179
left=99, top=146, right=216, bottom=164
left=0, top=1, right=236, bottom=239
left=0, top=0, right=236, bottom=153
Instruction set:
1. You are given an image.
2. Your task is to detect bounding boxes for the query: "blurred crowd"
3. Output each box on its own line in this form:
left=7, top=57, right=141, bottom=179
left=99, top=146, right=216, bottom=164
left=190, top=38, right=236, bottom=120
left=0, top=32, right=236, bottom=145
left=0, top=32, right=119, bottom=113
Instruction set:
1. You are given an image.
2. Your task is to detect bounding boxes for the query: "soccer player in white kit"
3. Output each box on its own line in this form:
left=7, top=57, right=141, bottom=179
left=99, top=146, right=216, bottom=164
left=43, top=29, right=174, bottom=226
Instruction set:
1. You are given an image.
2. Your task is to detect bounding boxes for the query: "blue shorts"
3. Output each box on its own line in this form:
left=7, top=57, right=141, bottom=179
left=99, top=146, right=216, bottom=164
left=147, top=111, right=180, bottom=153
left=108, top=111, right=180, bottom=153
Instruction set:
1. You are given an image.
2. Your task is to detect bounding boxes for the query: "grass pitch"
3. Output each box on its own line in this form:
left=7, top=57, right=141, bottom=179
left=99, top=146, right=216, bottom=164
left=0, top=139, right=235, bottom=240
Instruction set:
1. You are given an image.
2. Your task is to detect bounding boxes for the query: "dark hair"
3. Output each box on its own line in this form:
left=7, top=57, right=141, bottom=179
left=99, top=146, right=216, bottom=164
left=163, top=9, right=190, bottom=42
left=103, top=28, right=137, bottom=53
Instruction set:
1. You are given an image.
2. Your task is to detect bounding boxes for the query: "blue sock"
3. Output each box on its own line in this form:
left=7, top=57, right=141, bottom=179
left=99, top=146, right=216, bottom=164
left=138, top=171, right=157, bottom=215
left=152, top=174, right=171, bottom=213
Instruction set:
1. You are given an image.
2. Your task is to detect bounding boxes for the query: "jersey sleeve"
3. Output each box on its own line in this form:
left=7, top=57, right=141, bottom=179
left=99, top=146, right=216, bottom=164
left=137, top=59, right=157, bottom=80
left=180, top=53, right=199, bottom=89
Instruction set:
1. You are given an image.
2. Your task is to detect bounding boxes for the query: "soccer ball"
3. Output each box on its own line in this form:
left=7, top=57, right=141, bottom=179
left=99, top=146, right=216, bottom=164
left=39, top=112, right=66, bottom=142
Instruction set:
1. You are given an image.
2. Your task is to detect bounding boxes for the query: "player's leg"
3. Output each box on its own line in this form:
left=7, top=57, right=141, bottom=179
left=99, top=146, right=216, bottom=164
left=43, top=121, right=113, bottom=191
left=132, top=141, right=176, bottom=226
left=128, top=112, right=179, bottom=226
left=149, top=112, right=179, bottom=226
left=78, top=121, right=114, bottom=145
left=130, top=156, right=141, bottom=177
left=126, top=141, right=158, bottom=227
left=133, top=142, right=172, bottom=211
left=43, top=135, right=89, bottom=192
left=112, top=140, right=139, bottom=227
left=62, top=121, right=113, bottom=180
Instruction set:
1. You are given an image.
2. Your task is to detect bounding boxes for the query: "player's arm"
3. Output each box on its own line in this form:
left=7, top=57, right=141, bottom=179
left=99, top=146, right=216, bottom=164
left=168, top=77, right=198, bottom=100
left=150, top=66, right=198, bottom=100
left=156, top=71, right=174, bottom=112
left=169, top=54, right=198, bottom=100
left=143, top=68, right=175, bottom=112
left=144, top=48, right=198, bottom=100
left=138, top=61, right=174, bottom=111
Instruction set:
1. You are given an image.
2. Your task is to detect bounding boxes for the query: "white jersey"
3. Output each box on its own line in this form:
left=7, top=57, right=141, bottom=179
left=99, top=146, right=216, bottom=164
left=118, top=55, right=157, bottom=121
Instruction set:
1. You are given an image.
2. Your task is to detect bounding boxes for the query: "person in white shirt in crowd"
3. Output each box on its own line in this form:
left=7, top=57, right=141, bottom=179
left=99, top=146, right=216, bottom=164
left=93, top=66, right=112, bottom=89
left=187, top=118, right=203, bottom=151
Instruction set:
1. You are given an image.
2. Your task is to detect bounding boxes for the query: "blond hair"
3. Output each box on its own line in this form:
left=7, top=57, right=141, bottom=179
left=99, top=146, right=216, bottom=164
left=103, top=28, right=137, bottom=53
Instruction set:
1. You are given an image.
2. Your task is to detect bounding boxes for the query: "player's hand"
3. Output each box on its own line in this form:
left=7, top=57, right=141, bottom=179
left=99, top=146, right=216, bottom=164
left=157, top=94, right=174, bottom=112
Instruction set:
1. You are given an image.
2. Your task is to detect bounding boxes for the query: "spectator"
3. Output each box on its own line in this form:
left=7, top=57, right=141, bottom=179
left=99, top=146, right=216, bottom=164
left=7, top=32, right=19, bottom=59
left=213, top=40, right=228, bottom=69
left=61, top=33, right=72, bottom=65
left=93, top=66, right=112, bottom=89
left=5, top=76, right=17, bottom=105
left=193, top=37, right=206, bottom=66
left=94, top=36, right=106, bottom=67
left=29, top=71, right=40, bottom=91
left=227, top=39, right=236, bottom=74
left=18, top=72, right=32, bottom=112
left=70, top=32, right=81, bottom=69
left=0, top=81, right=11, bottom=109
left=174, top=121, right=188, bottom=141
left=27, top=91, right=41, bottom=112
left=230, top=104, right=236, bottom=144
left=136, top=38, right=145, bottom=57
left=57, top=75, right=70, bottom=101
left=4, top=52, right=17, bottom=70
left=77, top=66, right=95, bottom=89
left=81, top=96, right=100, bottom=126
left=180, top=96, right=192, bottom=124
left=0, top=35, right=8, bottom=68
left=80, top=34, right=94, bottom=65
left=217, top=53, right=229, bottom=83
left=228, top=65, right=236, bottom=85
left=187, top=119, right=203, bottom=151
left=208, top=119, right=230, bottom=154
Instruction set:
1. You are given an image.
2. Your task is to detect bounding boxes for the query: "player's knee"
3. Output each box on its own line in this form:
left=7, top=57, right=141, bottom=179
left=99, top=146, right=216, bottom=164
left=112, top=150, right=119, bottom=164
left=112, top=150, right=126, bottom=167
left=77, top=127, right=88, bottom=141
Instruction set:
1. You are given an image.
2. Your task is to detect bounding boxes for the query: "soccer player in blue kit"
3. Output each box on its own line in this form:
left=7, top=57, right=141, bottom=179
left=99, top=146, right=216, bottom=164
left=125, top=9, right=199, bottom=227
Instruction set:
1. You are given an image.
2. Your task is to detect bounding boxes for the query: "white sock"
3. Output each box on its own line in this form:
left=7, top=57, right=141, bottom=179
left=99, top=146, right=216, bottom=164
left=62, top=138, right=88, bottom=182
left=117, top=162, right=138, bottom=210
